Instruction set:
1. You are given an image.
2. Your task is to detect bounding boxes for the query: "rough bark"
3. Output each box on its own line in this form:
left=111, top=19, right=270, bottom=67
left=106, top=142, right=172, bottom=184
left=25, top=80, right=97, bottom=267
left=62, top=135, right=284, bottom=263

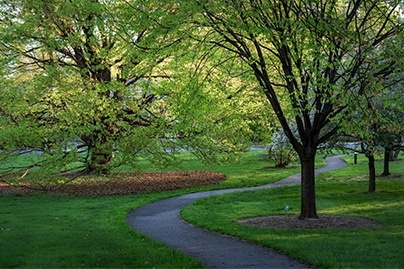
left=299, top=152, right=318, bottom=219
left=89, top=141, right=115, bottom=175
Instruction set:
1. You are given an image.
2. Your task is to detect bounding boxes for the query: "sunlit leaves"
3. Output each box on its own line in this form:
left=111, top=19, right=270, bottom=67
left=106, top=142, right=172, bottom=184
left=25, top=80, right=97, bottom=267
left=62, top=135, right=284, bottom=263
left=0, top=0, right=177, bottom=174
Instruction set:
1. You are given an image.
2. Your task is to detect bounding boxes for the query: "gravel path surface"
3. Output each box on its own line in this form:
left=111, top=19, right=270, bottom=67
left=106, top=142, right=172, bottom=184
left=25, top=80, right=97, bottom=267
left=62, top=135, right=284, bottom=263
left=126, top=155, right=346, bottom=268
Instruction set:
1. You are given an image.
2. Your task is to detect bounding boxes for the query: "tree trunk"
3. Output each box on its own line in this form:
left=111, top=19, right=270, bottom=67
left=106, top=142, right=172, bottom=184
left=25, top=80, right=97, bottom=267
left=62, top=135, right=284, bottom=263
left=381, top=146, right=391, bottom=176
left=366, top=152, right=376, bottom=193
left=89, top=141, right=114, bottom=175
left=299, top=153, right=318, bottom=219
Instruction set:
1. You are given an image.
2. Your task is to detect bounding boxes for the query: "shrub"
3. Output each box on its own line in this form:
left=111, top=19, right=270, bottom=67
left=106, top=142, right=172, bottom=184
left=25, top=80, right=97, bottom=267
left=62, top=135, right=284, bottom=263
left=267, top=130, right=297, bottom=168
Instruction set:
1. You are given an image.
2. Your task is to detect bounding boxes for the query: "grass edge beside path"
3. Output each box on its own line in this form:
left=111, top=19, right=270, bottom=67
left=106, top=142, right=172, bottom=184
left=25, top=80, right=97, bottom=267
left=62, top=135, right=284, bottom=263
left=181, top=154, right=404, bottom=269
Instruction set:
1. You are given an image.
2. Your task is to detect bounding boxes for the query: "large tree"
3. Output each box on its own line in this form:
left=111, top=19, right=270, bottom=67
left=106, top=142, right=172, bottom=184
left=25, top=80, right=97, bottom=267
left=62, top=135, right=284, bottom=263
left=0, top=0, right=269, bottom=179
left=178, top=0, right=402, bottom=219
left=0, top=0, right=180, bottom=174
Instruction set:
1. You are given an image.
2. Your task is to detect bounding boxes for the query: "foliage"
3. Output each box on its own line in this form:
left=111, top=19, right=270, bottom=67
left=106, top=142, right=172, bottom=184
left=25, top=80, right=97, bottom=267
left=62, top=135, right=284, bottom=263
left=0, top=0, right=263, bottom=178
left=0, top=0, right=176, bottom=174
left=173, top=0, right=403, bottom=218
left=329, top=34, right=404, bottom=190
left=160, top=34, right=278, bottom=158
left=1, top=0, right=403, bottom=218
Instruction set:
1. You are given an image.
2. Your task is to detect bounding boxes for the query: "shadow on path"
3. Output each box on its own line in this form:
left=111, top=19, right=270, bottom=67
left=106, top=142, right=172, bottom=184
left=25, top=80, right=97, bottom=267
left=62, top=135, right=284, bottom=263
left=127, top=155, right=346, bottom=268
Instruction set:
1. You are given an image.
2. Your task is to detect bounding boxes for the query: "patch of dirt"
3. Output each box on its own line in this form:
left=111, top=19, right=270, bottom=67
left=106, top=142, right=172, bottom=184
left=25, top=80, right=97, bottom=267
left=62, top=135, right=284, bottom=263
left=0, top=170, right=226, bottom=196
left=238, top=214, right=379, bottom=229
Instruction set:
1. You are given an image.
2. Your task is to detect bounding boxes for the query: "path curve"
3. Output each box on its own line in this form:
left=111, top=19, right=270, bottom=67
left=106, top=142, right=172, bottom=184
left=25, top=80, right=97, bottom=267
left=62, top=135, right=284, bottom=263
left=127, top=155, right=346, bottom=268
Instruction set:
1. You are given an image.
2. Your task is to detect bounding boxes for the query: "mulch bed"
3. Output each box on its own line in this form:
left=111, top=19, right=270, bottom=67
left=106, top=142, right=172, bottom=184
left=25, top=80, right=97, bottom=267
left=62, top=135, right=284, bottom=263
left=238, top=214, right=379, bottom=229
left=0, top=170, right=226, bottom=196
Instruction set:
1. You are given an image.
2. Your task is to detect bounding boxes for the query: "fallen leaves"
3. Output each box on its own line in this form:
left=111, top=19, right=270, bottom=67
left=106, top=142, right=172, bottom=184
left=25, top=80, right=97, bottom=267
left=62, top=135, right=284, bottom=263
left=0, top=170, right=226, bottom=196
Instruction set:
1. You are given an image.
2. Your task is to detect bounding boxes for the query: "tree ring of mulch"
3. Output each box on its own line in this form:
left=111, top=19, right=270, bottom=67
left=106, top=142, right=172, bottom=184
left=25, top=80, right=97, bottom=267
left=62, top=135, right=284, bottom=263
left=238, top=214, right=379, bottom=229
left=0, top=170, right=226, bottom=196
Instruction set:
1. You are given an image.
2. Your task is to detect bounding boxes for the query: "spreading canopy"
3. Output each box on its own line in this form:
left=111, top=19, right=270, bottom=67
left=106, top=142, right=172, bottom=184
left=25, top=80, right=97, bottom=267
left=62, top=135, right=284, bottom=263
left=0, top=0, right=183, bottom=175
left=175, top=0, right=403, bottom=218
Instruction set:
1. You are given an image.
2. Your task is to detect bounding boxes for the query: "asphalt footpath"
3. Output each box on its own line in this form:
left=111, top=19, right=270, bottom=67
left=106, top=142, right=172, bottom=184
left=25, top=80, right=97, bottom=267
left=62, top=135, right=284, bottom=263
left=126, top=155, right=347, bottom=268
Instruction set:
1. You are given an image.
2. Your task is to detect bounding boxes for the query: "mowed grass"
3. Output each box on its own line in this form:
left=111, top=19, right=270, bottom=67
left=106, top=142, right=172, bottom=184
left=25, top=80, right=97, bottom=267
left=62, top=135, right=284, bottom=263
left=2, top=151, right=402, bottom=268
left=0, top=192, right=207, bottom=268
left=181, top=154, right=404, bottom=268
left=0, top=150, right=308, bottom=268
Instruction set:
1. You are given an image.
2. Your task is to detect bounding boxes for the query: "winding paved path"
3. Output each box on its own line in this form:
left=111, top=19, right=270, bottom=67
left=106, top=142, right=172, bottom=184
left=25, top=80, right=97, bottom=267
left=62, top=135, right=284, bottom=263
left=127, top=155, right=346, bottom=268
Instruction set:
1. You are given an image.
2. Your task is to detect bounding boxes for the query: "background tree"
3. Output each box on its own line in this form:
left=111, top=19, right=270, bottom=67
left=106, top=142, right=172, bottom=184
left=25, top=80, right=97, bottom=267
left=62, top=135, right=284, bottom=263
left=379, top=78, right=404, bottom=176
left=340, top=89, right=401, bottom=193
left=325, top=28, right=404, bottom=192
left=159, top=36, right=277, bottom=162
left=177, top=0, right=402, bottom=219
left=374, top=93, right=404, bottom=179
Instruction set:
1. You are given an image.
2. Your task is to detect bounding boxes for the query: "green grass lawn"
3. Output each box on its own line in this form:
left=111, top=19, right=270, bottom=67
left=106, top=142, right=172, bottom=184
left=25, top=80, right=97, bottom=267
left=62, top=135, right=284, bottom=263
left=0, top=150, right=304, bottom=268
left=0, top=192, right=207, bottom=268
left=1, top=151, right=403, bottom=268
left=181, top=154, right=404, bottom=268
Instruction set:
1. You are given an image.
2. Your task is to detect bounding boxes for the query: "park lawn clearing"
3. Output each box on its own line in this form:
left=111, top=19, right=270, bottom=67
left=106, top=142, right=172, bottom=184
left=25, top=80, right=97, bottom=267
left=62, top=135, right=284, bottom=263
left=3, top=151, right=399, bottom=268
left=0, top=150, right=305, bottom=268
left=0, top=192, right=207, bottom=268
left=181, top=154, right=404, bottom=268
left=0, top=150, right=304, bottom=196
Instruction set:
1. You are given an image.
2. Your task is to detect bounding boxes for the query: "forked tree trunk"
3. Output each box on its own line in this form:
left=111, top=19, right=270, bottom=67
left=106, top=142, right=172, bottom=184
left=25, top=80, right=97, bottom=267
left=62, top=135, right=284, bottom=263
left=299, top=153, right=318, bottom=219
